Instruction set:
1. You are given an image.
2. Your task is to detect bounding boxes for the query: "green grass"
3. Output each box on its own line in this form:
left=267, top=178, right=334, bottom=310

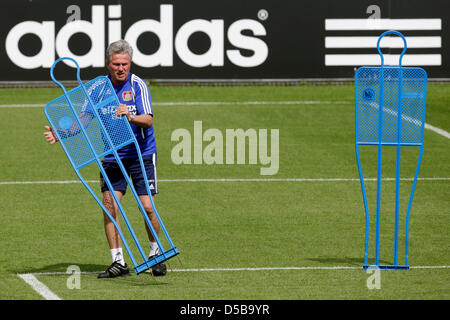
left=0, top=84, right=448, bottom=300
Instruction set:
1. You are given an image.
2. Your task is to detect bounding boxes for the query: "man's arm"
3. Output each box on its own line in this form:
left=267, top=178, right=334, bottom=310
left=116, top=104, right=153, bottom=128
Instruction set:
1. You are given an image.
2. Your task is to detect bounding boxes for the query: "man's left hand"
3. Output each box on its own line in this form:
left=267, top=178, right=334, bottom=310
left=116, top=104, right=131, bottom=121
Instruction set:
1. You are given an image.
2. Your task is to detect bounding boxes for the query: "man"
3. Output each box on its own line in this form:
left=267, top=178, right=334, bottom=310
left=43, top=40, right=166, bottom=278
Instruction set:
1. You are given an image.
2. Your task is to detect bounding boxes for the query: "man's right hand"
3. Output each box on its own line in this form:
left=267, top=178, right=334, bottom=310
left=44, top=126, right=58, bottom=144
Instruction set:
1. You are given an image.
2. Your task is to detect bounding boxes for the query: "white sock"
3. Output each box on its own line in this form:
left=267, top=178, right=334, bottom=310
left=110, top=248, right=125, bottom=266
left=149, top=242, right=159, bottom=257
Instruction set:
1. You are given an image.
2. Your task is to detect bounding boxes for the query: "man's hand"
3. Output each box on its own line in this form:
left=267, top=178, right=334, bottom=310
left=43, top=125, right=58, bottom=144
left=116, top=104, right=131, bottom=121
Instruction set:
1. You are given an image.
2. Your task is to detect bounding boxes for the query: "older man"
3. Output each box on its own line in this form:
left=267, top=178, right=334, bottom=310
left=44, top=40, right=166, bottom=278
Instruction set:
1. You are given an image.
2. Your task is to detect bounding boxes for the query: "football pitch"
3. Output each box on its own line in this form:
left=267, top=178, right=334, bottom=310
left=0, top=84, right=448, bottom=300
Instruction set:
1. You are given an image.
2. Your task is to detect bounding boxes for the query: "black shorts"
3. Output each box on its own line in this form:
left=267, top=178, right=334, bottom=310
left=100, top=154, right=158, bottom=196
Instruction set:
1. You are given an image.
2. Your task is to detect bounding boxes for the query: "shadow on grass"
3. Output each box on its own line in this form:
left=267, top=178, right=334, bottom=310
left=308, top=257, right=393, bottom=266
left=14, top=263, right=107, bottom=275
left=14, top=263, right=170, bottom=286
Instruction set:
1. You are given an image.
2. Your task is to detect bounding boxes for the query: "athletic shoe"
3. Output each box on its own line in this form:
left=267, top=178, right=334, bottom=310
left=149, top=255, right=167, bottom=276
left=97, top=261, right=131, bottom=278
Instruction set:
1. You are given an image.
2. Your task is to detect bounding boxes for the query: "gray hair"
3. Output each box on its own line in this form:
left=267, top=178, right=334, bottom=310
left=106, top=40, right=133, bottom=62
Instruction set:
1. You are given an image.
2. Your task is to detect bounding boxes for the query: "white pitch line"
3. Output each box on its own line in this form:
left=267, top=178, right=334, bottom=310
left=17, top=273, right=61, bottom=300
left=425, top=123, right=450, bottom=139
left=17, top=265, right=450, bottom=300
left=0, top=104, right=45, bottom=108
left=19, top=264, right=450, bottom=276
left=170, top=265, right=450, bottom=271
left=156, top=177, right=450, bottom=182
left=1, top=177, right=449, bottom=185
left=170, top=266, right=361, bottom=271
left=368, top=101, right=450, bottom=140
left=1, top=100, right=448, bottom=139
left=18, top=266, right=360, bottom=277
left=155, top=101, right=353, bottom=106
left=0, top=101, right=353, bottom=108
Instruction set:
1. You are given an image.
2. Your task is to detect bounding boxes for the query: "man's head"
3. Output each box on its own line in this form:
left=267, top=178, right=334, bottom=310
left=106, top=40, right=133, bottom=85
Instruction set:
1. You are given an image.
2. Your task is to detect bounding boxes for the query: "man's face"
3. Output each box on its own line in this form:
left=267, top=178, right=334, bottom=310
left=106, top=52, right=131, bottom=85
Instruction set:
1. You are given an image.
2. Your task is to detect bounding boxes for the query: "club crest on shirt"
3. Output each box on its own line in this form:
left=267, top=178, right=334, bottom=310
left=122, top=91, right=133, bottom=101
